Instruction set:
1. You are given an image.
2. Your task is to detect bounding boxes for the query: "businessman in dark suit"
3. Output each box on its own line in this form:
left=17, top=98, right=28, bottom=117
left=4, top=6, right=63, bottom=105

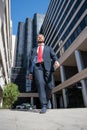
left=29, top=34, right=60, bottom=113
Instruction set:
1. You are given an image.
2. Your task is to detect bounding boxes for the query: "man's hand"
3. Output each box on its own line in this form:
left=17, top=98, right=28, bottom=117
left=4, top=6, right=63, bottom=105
left=29, top=74, right=33, bottom=80
left=54, top=61, right=60, bottom=70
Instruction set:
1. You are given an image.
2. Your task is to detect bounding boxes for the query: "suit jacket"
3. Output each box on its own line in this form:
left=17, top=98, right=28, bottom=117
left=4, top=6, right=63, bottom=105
left=29, top=45, right=58, bottom=74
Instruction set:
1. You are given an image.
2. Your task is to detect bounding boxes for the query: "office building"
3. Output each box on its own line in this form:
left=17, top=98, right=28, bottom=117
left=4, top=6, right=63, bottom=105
left=40, top=0, right=87, bottom=108
left=0, top=0, right=12, bottom=107
left=11, top=19, right=32, bottom=92
left=33, top=13, right=45, bottom=47
left=11, top=14, right=45, bottom=106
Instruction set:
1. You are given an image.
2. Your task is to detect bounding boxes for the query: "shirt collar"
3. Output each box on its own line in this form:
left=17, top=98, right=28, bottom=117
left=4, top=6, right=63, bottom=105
left=38, top=43, right=44, bottom=46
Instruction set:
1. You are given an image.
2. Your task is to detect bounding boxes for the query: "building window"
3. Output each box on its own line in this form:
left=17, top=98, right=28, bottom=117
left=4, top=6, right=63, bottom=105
left=64, top=15, right=87, bottom=51
left=85, top=16, right=87, bottom=25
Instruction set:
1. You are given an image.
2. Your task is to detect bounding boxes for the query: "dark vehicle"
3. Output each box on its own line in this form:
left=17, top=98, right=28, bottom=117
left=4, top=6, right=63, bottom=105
left=16, top=103, right=36, bottom=110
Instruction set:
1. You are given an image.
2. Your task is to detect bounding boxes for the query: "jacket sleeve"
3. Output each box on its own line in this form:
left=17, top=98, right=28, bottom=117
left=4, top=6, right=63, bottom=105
left=29, top=49, right=33, bottom=74
left=50, top=47, right=58, bottom=62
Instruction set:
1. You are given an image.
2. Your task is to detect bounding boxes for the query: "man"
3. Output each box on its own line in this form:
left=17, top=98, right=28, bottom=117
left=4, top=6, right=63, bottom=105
left=29, top=34, right=60, bottom=113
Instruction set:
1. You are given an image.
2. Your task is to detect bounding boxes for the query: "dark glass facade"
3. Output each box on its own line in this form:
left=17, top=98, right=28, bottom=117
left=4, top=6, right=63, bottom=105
left=15, top=22, right=25, bottom=67
left=11, top=67, right=26, bottom=92
left=33, top=13, right=45, bottom=47
left=11, top=18, right=33, bottom=92
left=40, top=0, right=87, bottom=58
left=11, top=14, right=45, bottom=93
left=64, top=15, right=87, bottom=51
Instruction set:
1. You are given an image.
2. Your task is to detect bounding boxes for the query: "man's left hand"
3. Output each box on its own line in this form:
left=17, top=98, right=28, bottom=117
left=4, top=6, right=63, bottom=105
left=54, top=61, right=60, bottom=70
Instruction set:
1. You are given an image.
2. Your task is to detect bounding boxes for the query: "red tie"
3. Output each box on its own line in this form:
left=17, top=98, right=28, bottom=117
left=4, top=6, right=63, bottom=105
left=37, top=45, right=43, bottom=63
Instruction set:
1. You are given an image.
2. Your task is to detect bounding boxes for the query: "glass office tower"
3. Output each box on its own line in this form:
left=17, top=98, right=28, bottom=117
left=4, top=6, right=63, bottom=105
left=33, top=13, right=45, bottom=47
left=11, top=21, right=28, bottom=92
left=11, top=14, right=45, bottom=93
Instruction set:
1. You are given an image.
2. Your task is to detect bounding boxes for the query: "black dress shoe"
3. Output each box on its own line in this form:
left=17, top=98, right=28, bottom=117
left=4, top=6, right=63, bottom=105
left=47, top=100, right=52, bottom=109
left=40, top=106, right=47, bottom=114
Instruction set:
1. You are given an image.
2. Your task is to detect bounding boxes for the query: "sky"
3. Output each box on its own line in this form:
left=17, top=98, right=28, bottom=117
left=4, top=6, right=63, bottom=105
left=11, top=0, right=50, bottom=35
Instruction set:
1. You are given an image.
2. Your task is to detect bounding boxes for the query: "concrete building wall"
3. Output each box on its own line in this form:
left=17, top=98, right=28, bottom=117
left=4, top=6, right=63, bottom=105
left=0, top=0, right=12, bottom=88
left=12, top=35, right=17, bottom=67
left=0, top=0, right=12, bottom=107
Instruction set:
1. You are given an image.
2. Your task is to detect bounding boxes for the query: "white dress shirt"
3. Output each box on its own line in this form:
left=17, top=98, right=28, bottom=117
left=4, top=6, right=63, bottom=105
left=37, top=43, right=44, bottom=54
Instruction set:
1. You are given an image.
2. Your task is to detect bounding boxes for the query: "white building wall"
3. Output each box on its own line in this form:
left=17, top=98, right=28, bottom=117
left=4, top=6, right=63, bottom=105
left=0, top=0, right=12, bottom=90
left=12, top=35, right=17, bottom=67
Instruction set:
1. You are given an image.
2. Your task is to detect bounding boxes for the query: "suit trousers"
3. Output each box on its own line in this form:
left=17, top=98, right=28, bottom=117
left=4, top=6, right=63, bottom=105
left=34, top=63, right=52, bottom=106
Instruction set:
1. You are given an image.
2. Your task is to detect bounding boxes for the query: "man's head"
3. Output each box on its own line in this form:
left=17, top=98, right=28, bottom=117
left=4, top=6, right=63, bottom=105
left=37, top=34, right=45, bottom=44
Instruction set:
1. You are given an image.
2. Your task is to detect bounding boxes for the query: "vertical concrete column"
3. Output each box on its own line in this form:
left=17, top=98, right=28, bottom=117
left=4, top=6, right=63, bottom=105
left=60, top=95, right=64, bottom=108
left=30, top=97, right=34, bottom=105
left=75, top=50, right=87, bottom=107
left=60, top=65, right=68, bottom=108
left=52, top=94, right=57, bottom=108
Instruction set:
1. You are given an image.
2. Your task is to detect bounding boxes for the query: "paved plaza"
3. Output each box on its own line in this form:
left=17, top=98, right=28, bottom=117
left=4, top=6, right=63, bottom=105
left=0, top=108, right=87, bottom=130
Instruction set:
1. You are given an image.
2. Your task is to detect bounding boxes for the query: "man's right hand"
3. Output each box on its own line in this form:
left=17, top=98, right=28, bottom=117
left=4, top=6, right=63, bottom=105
left=29, top=74, right=33, bottom=80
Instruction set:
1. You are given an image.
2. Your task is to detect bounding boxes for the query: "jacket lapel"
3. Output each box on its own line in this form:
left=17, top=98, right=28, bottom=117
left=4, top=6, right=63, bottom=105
left=43, top=45, right=46, bottom=59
